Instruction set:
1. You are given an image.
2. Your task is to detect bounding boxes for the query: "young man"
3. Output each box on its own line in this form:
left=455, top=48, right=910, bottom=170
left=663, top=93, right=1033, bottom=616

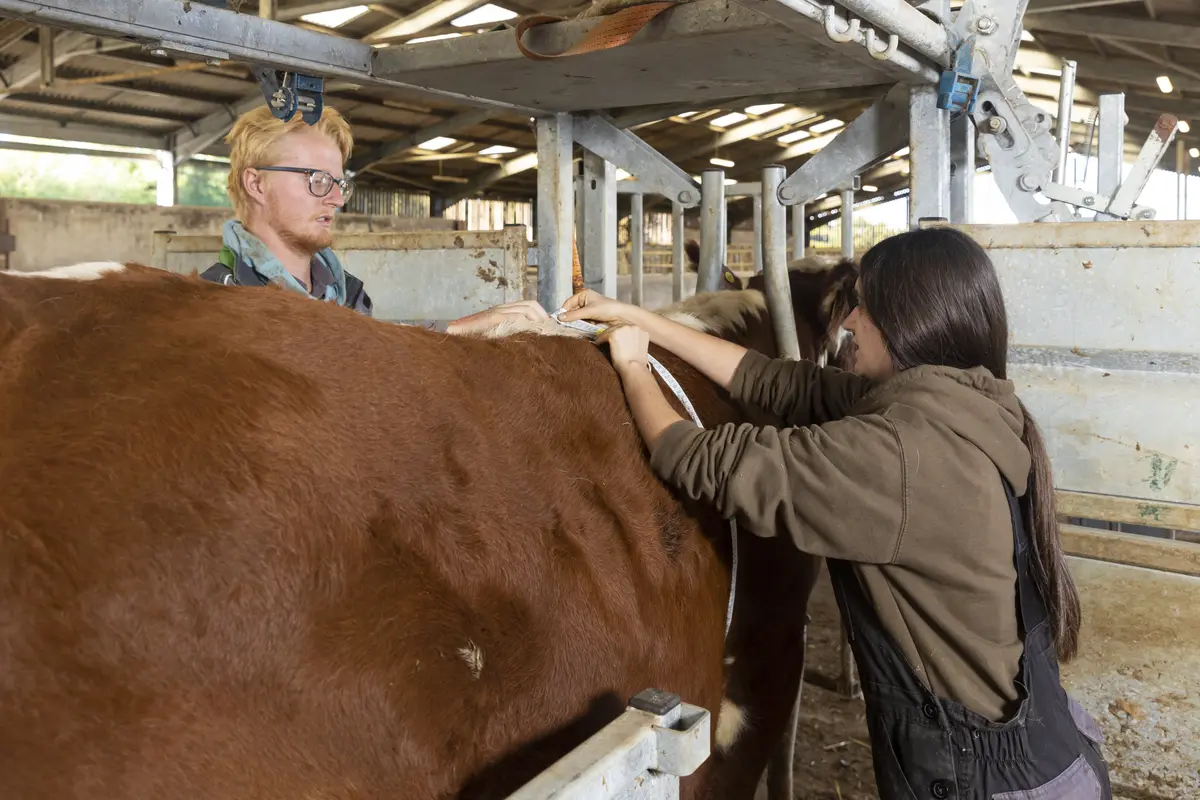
left=202, top=105, right=546, bottom=333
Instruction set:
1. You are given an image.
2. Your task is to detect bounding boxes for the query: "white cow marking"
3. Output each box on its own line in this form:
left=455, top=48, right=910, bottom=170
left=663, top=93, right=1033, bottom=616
left=6, top=262, right=126, bottom=281
left=715, top=697, right=747, bottom=752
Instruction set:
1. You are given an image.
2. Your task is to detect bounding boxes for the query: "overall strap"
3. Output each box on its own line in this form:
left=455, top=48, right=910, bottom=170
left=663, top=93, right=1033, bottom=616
left=1001, top=479, right=1049, bottom=638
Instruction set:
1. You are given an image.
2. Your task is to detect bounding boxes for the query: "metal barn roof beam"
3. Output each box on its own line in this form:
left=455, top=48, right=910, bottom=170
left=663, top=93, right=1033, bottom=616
left=170, top=93, right=265, bottom=165
left=1098, top=39, right=1200, bottom=84
left=443, top=151, right=539, bottom=204
left=1014, top=75, right=1098, bottom=106
left=366, top=0, right=489, bottom=42
left=609, top=87, right=887, bottom=130
left=0, top=29, right=93, bottom=100
left=670, top=107, right=819, bottom=163
left=0, top=0, right=528, bottom=111
left=1023, top=12, right=1200, bottom=50
left=1025, top=0, right=1142, bottom=11
left=0, top=111, right=168, bottom=149
left=778, top=85, right=910, bottom=205
left=0, top=19, right=34, bottom=51
left=1015, top=48, right=1200, bottom=93
left=276, top=0, right=357, bottom=22
left=348, top=107, right=495, bottom=173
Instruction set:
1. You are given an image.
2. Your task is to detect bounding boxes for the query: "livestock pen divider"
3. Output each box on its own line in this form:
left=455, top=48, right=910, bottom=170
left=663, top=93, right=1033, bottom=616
left=151, top=226, right=529, bottom=327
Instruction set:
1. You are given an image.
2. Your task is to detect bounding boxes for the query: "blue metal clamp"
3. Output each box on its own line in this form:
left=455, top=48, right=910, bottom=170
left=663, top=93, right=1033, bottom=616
left=936, top=37, right=979, bottom=116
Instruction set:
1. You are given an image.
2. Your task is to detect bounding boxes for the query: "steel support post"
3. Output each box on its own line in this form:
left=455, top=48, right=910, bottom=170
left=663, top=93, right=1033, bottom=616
left=37, top=24, right=52, bottom=87
left=1178, top=139, right=1187, bottom=221
left=156, top=150, right=175, bottom=207
left=1183, top=146, right=1190, bottom=221
left=1097, top=93, right=1125, bottom=201
left=791, top=203, right=805, bottom=260
left=630, top=192, right=644, bottom=307
left=950, top=113, right=975, bottom=224
left=672, top=202, right=686, bottom=302
left=841, top=186, right=855, bottom=258
left=536, top=114, right=574, bottom=312
left=908, top=85, right=951, bottom=225
left=574, top=175, right=584, bottom=255
left=581, top=150, right=618, bottom=297
left=762, top=165, right=801, bottom=360
left=698, top=170, right=726, bottom=293
left=752, top=193, right=764, bottom=274
left=1054, top=59, right=1078, bottom=183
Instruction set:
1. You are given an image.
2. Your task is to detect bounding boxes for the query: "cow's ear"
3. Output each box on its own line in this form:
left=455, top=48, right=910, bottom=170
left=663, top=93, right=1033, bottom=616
left=721, top=267, right=740, bottom=288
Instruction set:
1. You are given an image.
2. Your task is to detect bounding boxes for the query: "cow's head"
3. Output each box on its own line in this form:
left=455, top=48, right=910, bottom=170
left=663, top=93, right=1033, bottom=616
left=659, top=254, right=859, bottom=372
left=682, top=240, right=743, bottom=291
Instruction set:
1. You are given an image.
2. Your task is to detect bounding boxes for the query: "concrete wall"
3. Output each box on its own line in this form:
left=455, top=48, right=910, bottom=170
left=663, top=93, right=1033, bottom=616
left=0, top=197, right=461, bottom=273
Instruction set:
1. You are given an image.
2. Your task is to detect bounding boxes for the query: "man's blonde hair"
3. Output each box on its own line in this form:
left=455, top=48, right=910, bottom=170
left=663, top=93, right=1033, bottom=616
left=225, top=105, right=354, bottom=220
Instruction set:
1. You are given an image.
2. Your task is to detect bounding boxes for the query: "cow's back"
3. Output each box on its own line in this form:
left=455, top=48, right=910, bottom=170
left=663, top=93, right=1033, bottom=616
left=0, top=266, right=730, bottom=799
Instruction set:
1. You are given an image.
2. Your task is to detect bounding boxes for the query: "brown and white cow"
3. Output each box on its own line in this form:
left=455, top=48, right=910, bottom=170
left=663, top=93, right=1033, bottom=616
left=0, top=258, right=855, bottom=799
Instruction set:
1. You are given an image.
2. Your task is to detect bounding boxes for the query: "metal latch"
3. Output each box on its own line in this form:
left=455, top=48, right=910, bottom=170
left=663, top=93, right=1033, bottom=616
left=253, top=69, right=325, bottom=125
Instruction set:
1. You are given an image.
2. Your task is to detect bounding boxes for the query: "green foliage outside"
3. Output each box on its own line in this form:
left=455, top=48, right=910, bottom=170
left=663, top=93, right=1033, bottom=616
left=0, top=148, right=232, bottom=209
left=0, top=149, right=157, bottom=204
left=177, top=159, right=232, bottom=208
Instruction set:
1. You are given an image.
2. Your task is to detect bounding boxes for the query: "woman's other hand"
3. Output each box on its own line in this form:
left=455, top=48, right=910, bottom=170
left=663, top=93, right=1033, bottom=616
left=559, top=290, right=644, bottom=326
left=597, top=324, right=652, bottom=376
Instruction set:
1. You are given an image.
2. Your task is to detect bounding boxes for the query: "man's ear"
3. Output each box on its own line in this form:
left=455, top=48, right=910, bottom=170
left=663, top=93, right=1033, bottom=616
left=242, top=167, right=267, bottom=206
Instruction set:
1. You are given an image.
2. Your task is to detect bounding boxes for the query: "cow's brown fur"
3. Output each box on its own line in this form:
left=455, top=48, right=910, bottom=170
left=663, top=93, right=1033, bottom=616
left=0, top=259, right=855, bottom=799
left=667, top=250, right=858, bottom=370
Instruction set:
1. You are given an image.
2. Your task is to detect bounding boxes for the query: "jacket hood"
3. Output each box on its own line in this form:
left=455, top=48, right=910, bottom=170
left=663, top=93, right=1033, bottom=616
left=864, top=364, right=1031, bottom=495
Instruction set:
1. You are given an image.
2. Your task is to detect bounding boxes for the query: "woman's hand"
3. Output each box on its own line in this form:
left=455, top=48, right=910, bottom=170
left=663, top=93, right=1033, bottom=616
left=446, top=300, right=549, bottom=335
left=598, top=324, right=685, bottom=449
left=597, top=324, right=652, bottom=376
left=559, top=290, right=645, bottom=327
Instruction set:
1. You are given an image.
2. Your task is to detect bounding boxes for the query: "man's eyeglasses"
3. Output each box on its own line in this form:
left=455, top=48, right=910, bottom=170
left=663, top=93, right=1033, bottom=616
left=254, top=166, right=355, bottom=201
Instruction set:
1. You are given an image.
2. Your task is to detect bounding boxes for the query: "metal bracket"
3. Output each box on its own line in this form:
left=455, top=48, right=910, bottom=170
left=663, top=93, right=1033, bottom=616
left=253, top=68, right=325, bottom=124
left=936, top=36, right=980, bottom=117
left=971, top=72, right=1066, bottom=222
left=951, top=0, right=1176, bottom=223
left=1038, top=182, right=1151, bottom=221
left=1009, top=113, right=1177, bottom=221
left=955, top=0, right=1070, bottom=222
left=1101, top=113, right=1177, bottom=219
left=573, top=113, right=700, bottom=207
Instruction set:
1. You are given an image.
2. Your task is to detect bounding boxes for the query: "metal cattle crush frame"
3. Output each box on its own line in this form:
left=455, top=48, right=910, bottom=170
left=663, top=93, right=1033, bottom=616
left=1, top=0, right=1196, bottom=795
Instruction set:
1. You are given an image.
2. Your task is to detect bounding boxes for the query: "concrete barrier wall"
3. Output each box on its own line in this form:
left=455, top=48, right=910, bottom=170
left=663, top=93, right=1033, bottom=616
left=0, top=197, right=460, bottom=273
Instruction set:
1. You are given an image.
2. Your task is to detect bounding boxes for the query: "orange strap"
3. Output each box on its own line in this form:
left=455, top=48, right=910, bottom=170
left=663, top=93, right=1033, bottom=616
left=571, top=235, right=584, bottom=294
left=515, top=2, right=676, bottom=61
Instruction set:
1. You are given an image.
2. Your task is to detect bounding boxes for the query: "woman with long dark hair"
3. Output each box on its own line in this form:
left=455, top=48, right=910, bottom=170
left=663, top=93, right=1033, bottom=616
left=559, top=227, right=1110, bottom=799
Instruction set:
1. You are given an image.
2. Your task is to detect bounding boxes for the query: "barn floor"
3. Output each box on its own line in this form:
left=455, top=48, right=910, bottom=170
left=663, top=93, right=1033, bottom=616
left=767, top=561, right=1200, bottom=799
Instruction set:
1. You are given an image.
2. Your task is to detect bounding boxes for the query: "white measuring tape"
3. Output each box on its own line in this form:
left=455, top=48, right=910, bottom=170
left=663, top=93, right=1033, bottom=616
left=551, top=309, right=739, bottom=638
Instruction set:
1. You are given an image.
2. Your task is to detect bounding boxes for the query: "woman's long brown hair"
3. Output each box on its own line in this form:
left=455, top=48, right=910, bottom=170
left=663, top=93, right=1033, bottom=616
left=858, top=227, right=1081, bottom=661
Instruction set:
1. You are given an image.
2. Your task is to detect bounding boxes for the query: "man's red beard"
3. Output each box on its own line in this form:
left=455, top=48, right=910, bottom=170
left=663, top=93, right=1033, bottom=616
left=271, top=210, right=335, bottom=255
